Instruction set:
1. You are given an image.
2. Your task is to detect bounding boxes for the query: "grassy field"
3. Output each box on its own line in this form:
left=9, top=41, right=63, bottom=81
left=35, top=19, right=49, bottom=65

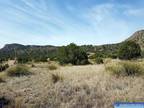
left=0, top=61, right=144, bottom=108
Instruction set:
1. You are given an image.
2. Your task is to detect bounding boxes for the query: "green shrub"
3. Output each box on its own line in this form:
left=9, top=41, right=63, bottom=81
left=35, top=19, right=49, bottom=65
left=105, top=61, right=144, bottom=76
left=48, top=64, right=57, bottom=70
left=58, top=43, right=89, bottom=65
left=118, top=41, right=141, bottom=60
left=17, top=55, right=30, bottom=64
left=0, top=64, right=9, bottom=72
left=7, top=65, right=31, bottom=77
left=95, top=57, right=103, bottom=64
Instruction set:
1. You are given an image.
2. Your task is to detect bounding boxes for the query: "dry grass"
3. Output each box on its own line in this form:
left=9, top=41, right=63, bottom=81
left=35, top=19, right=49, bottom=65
left=48, top=64, right=58, bottom=70
left=0, top=61, right=144, bottom=108
left=50, top=72, right=63, bottom=83
left=0, top=72, right=6, bottom=83
left=0, top=76, right=4, bottom=83
left=7, top=65, right=31, bottom=77
left=105, top=60, right=144, bottom=76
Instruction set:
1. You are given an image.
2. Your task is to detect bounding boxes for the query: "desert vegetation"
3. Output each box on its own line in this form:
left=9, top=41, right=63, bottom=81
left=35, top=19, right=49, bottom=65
left=48, top=64, right=58, bottom=70
left=58, top=43, right=89, bottom=65
left=118, top=41, right=141, bottom=60
left=7, top=65, right=31, bottom=77
left=0, top=64, right=9, bottom=72
left=0, top=39, right=144, bottom=108
left=95, top=57, right=104, bottom=64
left=0, top=61, right=143, bottom=108
left=105, top=60, right=144, bottom=76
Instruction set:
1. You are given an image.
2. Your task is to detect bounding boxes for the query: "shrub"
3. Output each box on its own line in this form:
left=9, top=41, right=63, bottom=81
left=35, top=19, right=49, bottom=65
left=17, top=56, right=30, bottom=64
left=95, top=57, right=103, bottom=64
left=121, top=61, right=143, bottom=76
left=0, top=64, right=9, bottom=72
left=58, top=43, right=89, bottom=65
left=31, top=64, right=35, bottom=67
left=105, top=61, right=144, bottom=76
left=7, top=65, right=31, bottom=77
left=51, top=72, right=63, bottom=83
left=118, top=41, right=141, bottom=60
left=0, top=77, right=4, bottom=83
left=48, top=64, right=57, bottom=70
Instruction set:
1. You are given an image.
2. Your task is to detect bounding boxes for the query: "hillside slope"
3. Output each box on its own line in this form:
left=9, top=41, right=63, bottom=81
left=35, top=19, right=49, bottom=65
left=127, top=30, right=144, bottom=49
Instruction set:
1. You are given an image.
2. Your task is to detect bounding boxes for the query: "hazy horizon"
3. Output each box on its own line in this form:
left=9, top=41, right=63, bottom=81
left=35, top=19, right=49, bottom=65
left=0, top=0, right=144, bottom=48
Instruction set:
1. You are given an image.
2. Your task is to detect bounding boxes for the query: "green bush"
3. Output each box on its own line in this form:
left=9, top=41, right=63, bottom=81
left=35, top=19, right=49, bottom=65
left=0, top=64, right=9, bottom=72
left=118, top=41, right=141, bottom=60
left=7, top=65, right=31, bottom=77
left=17, top=56, right=30, bottom=64
left=105, top=61, right=144, bottom=76
left=95, top=57, right=103, bottom=64
left=58, top=43, right=89, bottom=65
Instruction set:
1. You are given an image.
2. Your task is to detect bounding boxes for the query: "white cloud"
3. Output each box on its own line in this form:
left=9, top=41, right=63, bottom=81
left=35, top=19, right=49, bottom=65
left=124, top=8, right=144, bottom=17
left=83, top=3, right=131, bottom=44
left=86, top=3, right=114, bottom=23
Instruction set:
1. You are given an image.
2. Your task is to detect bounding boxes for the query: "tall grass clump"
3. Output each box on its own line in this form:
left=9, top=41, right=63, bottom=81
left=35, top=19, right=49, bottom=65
left=105, top=61, right=144, bottom=76
left=48, top=64, right=58, bottom=70
left=50, top=72, right=63, bottom=83
left=7, top=65, right=31, bottom=77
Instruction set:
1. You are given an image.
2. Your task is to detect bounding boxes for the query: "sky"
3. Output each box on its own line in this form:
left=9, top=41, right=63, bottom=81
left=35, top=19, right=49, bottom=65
left=0, top=0, right=144, bottom=48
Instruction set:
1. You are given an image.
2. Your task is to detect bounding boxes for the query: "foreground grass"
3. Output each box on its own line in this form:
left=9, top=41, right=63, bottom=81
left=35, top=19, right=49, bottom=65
left=0, top=62, right=143, bottom=108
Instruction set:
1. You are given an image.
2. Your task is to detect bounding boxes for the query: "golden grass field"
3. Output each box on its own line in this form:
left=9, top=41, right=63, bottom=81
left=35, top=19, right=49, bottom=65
left=0, top=60, right=144, bottom=108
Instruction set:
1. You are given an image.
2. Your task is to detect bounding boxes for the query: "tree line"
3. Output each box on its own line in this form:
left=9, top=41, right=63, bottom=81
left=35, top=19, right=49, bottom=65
left=0, top=41, right=142, bottom=65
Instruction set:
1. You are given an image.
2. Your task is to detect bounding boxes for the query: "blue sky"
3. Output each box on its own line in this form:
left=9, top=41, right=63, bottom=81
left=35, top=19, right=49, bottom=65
left=0, top=0, right=144, bottom=47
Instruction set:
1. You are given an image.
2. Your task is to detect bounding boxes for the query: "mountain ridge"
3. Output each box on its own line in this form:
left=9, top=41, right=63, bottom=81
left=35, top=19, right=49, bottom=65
left=0, top=30, right=144, bottom=60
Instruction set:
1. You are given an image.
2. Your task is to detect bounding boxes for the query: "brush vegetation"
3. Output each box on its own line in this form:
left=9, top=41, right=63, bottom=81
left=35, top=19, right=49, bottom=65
left=95, top=57, right=104, bottom=64
left=7, top=65, right=31, bottom=77
left=118, top=41, right=141, bottom=60
left=48, top=64, right=58, bottom=70
left=0, top=64, right=9, bottom=72
left=105, top=60, right=144, bottom=76
left=58, top=43, right=89, bottom=65
left=51, top=72, right=63, bottom=83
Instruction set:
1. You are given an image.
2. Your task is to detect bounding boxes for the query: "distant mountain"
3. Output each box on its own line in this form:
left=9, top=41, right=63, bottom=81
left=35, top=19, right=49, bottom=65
left=127, top=30, right=144, bottom=49
left=0, top=43, right=59, bottom=61
left=0, top=29, right=144, bottom=61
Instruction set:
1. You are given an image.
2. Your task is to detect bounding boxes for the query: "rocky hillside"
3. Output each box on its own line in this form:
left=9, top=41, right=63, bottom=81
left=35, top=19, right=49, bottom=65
left=127, top=30, right=144, bottom=50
